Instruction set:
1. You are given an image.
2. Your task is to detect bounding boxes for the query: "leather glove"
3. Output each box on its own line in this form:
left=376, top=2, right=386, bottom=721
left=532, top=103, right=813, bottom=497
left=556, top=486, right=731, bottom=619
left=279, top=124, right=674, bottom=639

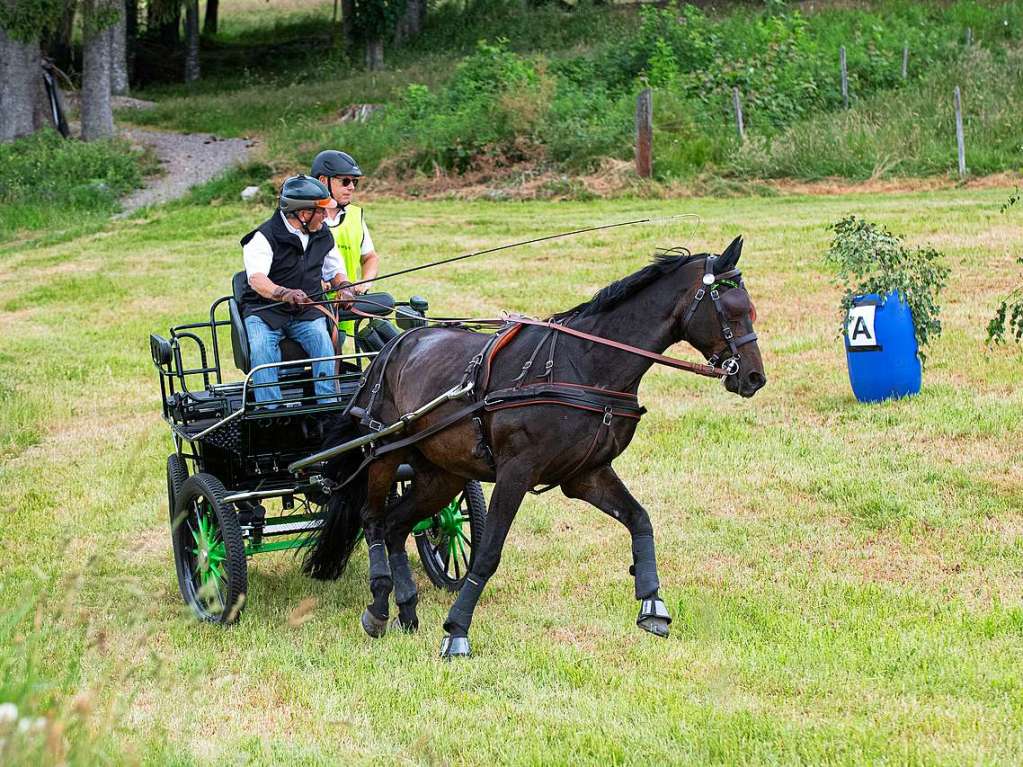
left=273, top=287, right=310, bottom=306
left=334, top=282, right=356, bottom=310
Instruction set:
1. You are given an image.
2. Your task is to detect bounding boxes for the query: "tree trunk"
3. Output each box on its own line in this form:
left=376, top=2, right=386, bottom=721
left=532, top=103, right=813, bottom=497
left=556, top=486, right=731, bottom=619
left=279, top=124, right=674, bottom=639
left=150, top=0, right=181, bottom=47
left=125, top=0, right=137, bottom=82
left=395, top=0, right=425, bottom=46
left=204, top=0, right=219, bottom=37
left=0, top=25, right=40, bottom=142
left=365, top=37, right=384, bottom=70
left=341, top=0, right=355, bottom=50
left=82, top=1, right=115, bottom=141
left=47, top=1, right=78, bottom=74
left=184, top=0, right=200, bottom=83
left=110, top=0, right=129, bottom=95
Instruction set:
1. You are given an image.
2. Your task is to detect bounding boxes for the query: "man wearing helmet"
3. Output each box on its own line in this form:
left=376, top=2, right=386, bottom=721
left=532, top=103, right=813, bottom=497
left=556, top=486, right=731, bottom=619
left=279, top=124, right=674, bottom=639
left=239, top=175, right=353, bottom=405
left=311, top=150, right=379, bottom=344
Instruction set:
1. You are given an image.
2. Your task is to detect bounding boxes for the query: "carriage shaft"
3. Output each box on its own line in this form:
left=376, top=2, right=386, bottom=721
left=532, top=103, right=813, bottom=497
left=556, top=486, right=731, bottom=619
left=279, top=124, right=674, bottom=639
left=287, top=381, right=474, bottom=473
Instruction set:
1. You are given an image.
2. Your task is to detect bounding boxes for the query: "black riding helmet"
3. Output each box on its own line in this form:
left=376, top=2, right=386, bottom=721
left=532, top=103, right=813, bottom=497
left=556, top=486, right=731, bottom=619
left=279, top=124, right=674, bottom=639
left=310, top=150, right=363, bottom=179
left=278, top=175, right=336, bottom=214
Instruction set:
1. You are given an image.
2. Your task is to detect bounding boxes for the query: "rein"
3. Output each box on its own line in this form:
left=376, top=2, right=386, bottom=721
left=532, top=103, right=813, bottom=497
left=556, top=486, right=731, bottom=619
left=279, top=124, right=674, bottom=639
left=502, top=316, right=725, bottom=378
left=333, top=299, right=727, bottom=378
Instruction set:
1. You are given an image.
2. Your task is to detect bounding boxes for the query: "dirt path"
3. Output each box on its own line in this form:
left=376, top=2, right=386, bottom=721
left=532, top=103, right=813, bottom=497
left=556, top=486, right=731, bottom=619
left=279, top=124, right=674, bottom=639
left=116, top=126, right=258, bottom=215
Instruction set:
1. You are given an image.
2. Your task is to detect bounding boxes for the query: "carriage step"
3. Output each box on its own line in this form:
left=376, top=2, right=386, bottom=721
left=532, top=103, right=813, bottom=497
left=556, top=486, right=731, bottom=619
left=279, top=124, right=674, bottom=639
left=242, top=519, right=325, bottom=537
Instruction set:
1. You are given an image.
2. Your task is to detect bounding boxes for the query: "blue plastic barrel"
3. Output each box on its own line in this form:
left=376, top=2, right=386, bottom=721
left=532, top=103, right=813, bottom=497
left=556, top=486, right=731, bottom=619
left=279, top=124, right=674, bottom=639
left=844, top=291, right=921, bottom=403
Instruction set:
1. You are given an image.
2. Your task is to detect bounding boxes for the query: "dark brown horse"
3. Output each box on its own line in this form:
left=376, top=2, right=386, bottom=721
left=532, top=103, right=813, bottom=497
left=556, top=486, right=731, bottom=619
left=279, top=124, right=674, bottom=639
left=304, top=236, right=766, bottom=657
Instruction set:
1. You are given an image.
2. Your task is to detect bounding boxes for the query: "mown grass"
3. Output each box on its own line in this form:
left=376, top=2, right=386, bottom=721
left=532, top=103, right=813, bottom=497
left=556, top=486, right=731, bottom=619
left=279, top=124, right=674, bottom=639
left=1, top=187, right=1022, bottom=764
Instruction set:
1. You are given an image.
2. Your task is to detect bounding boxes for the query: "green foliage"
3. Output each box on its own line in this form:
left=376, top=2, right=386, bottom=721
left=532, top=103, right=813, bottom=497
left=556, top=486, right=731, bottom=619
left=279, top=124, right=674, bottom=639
left=125, top=0, right=1023, bottom=182
left=0, top=0, right=65, bottom=41
left=825, top=216, right=950, bottom=364
left=987, top=187, right=1023, bottom=344
left=380, top=39, right=544, bottom=172
left=0, top=130, right=145, bottom=241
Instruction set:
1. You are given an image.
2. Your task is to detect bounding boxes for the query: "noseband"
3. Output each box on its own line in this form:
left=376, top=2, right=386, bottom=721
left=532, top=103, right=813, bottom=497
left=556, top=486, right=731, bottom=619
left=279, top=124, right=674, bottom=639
left=681, top=256, right=759, bottom=376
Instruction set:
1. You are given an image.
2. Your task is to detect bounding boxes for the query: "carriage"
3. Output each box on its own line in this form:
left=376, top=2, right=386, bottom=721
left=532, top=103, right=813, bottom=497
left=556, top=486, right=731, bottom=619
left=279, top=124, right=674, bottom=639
left=149, top=273, right=486, bottom=623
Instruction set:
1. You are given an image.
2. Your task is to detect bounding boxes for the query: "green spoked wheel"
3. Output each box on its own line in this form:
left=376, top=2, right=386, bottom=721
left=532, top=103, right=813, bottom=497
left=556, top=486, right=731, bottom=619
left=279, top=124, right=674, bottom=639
left=171, top=473, right=248, bottom=624
left=415, top=481, right=486, bottom=591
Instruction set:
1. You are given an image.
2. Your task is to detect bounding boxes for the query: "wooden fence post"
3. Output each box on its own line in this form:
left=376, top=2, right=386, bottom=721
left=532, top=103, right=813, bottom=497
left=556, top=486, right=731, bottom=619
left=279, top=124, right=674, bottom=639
left=902, top=43, right=908, bottom=79
left=635, top=88, right=653, bottom=179
left=840, top=46, right=849, bottom=108
left=954, top=86, right=967, bottom=179
left=732, top=87, right=745, bottom=142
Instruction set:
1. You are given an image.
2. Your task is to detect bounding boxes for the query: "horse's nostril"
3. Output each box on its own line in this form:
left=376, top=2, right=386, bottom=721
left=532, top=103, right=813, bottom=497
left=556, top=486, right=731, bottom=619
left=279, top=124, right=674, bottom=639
left=746, top=371, right=766, bottom=390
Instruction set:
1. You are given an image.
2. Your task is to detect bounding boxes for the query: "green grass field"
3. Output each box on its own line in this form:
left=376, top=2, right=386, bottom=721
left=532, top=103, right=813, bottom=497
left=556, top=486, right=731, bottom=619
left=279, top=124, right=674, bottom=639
left=1, top=188, right=1022, bottom=764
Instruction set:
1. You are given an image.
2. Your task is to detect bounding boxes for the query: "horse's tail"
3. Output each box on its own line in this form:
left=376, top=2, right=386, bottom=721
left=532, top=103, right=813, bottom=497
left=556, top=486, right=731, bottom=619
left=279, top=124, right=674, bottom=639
left=302, top=416, right=368, bottom=581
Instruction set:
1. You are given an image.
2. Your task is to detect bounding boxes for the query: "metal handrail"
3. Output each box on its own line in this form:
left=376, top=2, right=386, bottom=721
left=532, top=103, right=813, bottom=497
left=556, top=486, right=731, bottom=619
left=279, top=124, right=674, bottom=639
left=174, top=350, right=376, bottom=443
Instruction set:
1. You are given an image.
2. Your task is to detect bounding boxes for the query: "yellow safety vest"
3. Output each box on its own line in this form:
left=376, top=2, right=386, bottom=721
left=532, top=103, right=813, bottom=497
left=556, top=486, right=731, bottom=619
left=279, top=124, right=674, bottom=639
left=330, top=205, right=364, bottom=340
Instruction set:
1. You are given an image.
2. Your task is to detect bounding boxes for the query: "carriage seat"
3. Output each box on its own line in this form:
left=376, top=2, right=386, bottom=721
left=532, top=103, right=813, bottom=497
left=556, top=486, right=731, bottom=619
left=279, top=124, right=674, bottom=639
left=228, top=271, right=398, bottom=372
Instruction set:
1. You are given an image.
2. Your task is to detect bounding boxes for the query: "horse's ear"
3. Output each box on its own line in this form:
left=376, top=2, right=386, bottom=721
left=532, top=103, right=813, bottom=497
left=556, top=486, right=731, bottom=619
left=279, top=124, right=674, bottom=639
left=715, top=236, right=743, bottom=273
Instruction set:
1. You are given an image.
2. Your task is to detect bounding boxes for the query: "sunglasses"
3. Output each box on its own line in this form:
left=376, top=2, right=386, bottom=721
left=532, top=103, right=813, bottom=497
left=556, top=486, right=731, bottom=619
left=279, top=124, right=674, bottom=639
left=336, top=177, right=359, bottom=189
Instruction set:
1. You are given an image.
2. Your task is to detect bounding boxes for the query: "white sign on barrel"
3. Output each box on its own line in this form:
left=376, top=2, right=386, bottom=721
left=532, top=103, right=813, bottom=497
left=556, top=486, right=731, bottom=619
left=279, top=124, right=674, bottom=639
left=846, top=304, right=880, bottom=350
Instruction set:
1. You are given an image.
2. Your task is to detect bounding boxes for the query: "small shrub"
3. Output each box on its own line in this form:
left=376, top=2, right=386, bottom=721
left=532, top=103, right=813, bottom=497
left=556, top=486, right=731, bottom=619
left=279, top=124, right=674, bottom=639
left=824, top=216, right=950, bottom=364
left=987, top=188, right=1023, bottom=344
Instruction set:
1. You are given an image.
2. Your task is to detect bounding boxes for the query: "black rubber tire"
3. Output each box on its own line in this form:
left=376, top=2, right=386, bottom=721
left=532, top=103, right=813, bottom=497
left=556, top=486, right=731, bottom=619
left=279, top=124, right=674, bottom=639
left=416, top=481, right=487, bottom=592
left=171, top=472, right=248, bottom=624
left=166, top=452, right=188, bottom=522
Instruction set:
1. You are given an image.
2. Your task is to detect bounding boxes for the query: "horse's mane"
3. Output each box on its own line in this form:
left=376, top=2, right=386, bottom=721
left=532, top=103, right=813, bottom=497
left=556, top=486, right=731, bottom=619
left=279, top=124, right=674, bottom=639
left=551, top=248, right=702, bottom=320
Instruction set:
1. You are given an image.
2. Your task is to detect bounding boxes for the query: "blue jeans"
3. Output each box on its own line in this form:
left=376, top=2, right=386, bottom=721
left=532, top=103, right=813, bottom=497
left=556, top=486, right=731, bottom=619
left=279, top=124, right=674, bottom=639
left=244, top=315, right=338, bottom=405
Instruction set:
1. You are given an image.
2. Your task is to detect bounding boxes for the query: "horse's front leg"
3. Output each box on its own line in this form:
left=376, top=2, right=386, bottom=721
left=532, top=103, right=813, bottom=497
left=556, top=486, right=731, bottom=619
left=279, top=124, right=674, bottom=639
left=562, top=465, right=671, bottom=638
left=440, top=467, right=529, bottom=659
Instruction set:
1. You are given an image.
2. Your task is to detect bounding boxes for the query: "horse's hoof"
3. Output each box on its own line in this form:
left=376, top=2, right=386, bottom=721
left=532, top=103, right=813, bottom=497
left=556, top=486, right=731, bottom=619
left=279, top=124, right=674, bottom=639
left=439, top=634, right=471, bottom=659
left=391, top=616, right=419, bottom=634
left=637, top=597, right=671, bottom=639
left=638, top=616, right=670, bottom=638
left=361, top=607, right=388, bottom=638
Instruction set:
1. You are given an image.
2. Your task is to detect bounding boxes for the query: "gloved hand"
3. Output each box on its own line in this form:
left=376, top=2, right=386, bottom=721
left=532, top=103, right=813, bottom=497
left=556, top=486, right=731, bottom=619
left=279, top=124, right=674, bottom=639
left=334, top=281, right=356, bottom=310
left=273, top=287, right=310, bottom=305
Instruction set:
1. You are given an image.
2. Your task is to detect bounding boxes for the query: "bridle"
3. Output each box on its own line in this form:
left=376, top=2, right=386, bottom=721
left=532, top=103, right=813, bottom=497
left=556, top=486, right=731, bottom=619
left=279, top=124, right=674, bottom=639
left=318, top=253, right=759, bottom=381
left=680, top=255, right=758, bottom=377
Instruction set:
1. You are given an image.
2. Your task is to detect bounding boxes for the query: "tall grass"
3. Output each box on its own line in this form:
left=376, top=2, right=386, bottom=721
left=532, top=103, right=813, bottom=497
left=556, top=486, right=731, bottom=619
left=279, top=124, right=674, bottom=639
left=733, top=46, right=1023, bottom=179
left=0, top=131, right=148, bottom=242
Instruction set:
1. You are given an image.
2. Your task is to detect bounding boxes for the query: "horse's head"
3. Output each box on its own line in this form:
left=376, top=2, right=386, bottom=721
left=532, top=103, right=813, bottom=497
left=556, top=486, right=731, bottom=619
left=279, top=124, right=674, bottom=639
left=679, top=236, right=766, bottom=398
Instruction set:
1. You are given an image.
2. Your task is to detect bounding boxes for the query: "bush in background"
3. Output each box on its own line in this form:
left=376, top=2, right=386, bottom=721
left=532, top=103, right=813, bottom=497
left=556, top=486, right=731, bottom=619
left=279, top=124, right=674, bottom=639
left=0, top=131, right=146, bottom=240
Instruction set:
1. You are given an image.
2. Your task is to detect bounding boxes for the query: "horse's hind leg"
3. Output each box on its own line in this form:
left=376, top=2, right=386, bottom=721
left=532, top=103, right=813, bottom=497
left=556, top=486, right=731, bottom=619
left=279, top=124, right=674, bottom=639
left=562, top=465, right=671, bottom=638
left=385, top=467, right=466, bottom=633
left=360, top=455, right=402, bottom=638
